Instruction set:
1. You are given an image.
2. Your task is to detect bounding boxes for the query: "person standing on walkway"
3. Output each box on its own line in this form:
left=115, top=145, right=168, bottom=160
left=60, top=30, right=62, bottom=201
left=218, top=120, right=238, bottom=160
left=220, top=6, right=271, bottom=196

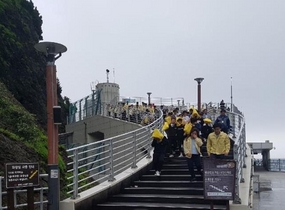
left=214, top=109, right=231, bottom=134
left=206, top=123, right=230, bottom=159
left=151, top=129, right=169, bottom=176
left=183, top=128, right=203, bottom=181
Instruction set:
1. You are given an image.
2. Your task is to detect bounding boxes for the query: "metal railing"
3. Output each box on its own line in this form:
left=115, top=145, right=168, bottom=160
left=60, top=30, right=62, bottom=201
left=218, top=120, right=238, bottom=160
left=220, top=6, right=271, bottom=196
left=255, top=159, right=285, bottom=172
left=207, top=105, right=246, bottom=204
left=65, top=109, right=164, bottom=199
left=68, top=90, right=102, bottom=124
left=0, top=174, right=48, bottom=210
left=230, top=112, right=246, bottom=204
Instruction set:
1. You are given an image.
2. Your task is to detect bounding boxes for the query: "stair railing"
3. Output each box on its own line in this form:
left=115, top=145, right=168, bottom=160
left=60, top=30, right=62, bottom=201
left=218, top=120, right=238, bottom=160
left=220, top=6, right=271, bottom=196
left=66, top=109, right=163, bottom=199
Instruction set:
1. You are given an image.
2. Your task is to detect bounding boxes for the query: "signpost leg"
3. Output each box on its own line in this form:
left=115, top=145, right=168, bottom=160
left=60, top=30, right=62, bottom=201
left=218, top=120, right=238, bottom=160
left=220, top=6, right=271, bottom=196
left=7, top=189, right=15, bottom=210
left=210, top=201, right=214, bottom=210
left=226, top=200, right=230, bottom=210
left=27, top=187, right=35, bottom=210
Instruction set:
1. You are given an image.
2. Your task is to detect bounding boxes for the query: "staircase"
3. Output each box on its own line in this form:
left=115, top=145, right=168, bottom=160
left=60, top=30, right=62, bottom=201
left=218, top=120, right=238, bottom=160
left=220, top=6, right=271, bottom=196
left=95, top=155, right=229, bottom=210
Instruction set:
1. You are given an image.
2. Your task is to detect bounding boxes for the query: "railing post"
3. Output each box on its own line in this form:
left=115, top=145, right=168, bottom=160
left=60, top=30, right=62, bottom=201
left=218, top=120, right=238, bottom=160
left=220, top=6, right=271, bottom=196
left=108, top=140, right=116, bottom=181
left=40, top=187, right=44, bottom=210
left=71, top=149, right=80, bottom=199
left=146, top=128, right=152, bottom=159
left=13, top=190, right=16, bottom=208
left=0, top=177, right=2, bottom=210
left=233, top=144, right=241, bottom=204
left=128, top=107, right=131, bottom=122
left=279, top=159, right=281, bottom=171
left=131, top=133, right=138, bottom=168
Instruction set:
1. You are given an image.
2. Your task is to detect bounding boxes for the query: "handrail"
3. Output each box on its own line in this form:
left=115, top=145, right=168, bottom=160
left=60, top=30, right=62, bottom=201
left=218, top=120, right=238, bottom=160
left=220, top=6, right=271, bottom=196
left=0, top=174, right=48, bottom=210
left=65, top=109, right=164, bottom=199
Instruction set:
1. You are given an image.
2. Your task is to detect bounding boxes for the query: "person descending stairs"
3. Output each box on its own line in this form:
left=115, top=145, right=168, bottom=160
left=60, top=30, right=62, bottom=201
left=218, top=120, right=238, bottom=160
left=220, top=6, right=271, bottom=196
left=95, top=136, right=235, bottom=209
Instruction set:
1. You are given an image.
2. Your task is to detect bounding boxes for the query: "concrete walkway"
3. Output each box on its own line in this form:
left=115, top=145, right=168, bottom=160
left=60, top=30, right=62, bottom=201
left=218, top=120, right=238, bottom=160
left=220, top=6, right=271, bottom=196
left=253, top=171, right=285, bottom=210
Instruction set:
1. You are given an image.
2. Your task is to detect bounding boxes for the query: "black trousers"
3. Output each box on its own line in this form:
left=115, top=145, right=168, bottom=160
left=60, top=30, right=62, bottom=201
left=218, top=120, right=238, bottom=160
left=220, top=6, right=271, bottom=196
left=153, top=153, right=165, bottom=172
left=186, top=154, right=202, bottom=178
left=168, top=136, right=177, bottom=154
left=177, top=136, right=184, bottom=154
left=210, top=154, right=226, bottom=159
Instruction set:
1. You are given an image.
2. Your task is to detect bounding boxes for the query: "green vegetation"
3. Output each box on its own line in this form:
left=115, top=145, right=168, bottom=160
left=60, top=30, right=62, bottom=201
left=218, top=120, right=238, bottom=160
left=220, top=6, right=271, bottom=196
left=0, top=0, right=70, bottom=199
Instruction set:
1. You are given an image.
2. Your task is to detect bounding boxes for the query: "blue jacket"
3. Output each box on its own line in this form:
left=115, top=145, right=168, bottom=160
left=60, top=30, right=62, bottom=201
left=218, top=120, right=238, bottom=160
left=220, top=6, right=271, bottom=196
left=214, top=115, right=230, bottom=133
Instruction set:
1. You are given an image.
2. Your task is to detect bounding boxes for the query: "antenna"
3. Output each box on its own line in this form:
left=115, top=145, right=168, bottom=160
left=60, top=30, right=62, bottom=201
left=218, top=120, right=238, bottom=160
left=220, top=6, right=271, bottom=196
left=106, top=69, right=110, bottom=83
left=113, top=68, right=115, bottom=83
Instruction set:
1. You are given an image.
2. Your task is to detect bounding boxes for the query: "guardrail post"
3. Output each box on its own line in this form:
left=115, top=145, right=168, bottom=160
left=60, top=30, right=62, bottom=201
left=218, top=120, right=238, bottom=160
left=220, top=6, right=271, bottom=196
left=132, top=133, right=138, bottom=168
left=108, top=140, right=116, bottom=181
left=71, top=149, right=80, bottom=199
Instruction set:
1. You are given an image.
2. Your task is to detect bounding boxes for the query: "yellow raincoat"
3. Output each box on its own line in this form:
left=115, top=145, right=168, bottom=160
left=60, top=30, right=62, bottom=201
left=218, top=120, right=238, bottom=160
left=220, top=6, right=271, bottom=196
left=206, top=132, right=230, bottom=155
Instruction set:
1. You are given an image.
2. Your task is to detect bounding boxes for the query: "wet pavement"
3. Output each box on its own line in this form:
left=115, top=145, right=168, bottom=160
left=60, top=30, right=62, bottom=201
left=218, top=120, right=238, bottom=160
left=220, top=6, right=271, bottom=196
left=253, top=171, right=285, bottom=210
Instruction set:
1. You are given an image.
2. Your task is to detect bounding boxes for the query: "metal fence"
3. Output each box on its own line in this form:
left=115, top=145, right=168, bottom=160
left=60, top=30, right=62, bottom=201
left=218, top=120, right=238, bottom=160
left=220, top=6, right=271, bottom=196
left=67, top=93, right=187, bottom=124
left=255, top=159, right=285, bottom=172
left=207, top=106, right=246, bottom=204
left=65, top=109, right=164, bottom=199
left=0, top=174, right=48, bottom=210
left=68, top=90, right=102, bottom=124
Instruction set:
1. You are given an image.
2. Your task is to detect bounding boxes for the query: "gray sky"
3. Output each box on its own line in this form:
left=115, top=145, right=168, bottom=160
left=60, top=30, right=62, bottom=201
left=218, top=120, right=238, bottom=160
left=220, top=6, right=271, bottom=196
left=32, top=0, right=285, bottom=158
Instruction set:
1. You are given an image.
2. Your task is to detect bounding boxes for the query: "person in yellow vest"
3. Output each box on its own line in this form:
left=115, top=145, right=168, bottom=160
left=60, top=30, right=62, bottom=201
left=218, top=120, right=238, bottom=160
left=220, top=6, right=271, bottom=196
left=151, top=129, right=169, bottom=176
left=206, top=123, right=230, bottom=159
left=183, top=128, right=203, bottom=181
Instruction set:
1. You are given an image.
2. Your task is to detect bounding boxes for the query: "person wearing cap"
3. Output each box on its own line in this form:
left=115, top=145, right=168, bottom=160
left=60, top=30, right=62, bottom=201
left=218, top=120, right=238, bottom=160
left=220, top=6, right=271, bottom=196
left=151, top=129, right=169, bottom=176
left=214, top=109, right=231, bottom=134
left=206, top=123, right=230, bottom=159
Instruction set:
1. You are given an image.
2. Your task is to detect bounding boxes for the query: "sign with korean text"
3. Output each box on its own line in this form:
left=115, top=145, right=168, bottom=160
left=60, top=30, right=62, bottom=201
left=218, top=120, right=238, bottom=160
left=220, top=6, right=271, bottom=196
left=5, top=163, right=39, bottom=189
left=203, top=158, right=236, bottom=200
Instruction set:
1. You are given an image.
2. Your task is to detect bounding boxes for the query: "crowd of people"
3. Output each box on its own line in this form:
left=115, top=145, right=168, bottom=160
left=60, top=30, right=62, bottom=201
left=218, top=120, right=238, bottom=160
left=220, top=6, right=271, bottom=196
left=151, top=104, right=232, bottom=180
left=107, top=102, right=161, bottom=125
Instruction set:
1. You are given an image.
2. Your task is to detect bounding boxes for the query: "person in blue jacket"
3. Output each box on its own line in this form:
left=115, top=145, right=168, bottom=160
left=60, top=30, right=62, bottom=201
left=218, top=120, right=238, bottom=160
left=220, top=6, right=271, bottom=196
left=214, top=109, right=231, bottom=134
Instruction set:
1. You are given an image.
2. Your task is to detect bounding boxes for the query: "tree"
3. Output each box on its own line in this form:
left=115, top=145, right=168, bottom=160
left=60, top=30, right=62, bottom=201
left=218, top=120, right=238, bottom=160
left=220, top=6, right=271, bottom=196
left=0, top=0, right=69, bottom=131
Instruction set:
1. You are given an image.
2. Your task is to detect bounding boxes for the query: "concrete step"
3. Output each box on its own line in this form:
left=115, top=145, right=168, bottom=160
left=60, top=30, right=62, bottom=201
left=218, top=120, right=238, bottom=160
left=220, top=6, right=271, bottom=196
left=147, top=169, right=203, bottom=175
left=122, top=186, right=204, bottom=195
left=140, top=174, right=203, bottom=181
left=109, top=194, right=227, bottom=205
left=96, top=202, right=227, bottom=210
left=133, top=180, right=203, bottom=188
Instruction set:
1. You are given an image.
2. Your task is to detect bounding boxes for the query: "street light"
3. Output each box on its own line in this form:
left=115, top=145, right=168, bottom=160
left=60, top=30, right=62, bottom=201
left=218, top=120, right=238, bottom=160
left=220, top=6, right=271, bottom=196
left=34, top=41, right=67, bottom=210
left=147, top=92, right=152, bottom=106
left=194, top=77, right=204, bottom=113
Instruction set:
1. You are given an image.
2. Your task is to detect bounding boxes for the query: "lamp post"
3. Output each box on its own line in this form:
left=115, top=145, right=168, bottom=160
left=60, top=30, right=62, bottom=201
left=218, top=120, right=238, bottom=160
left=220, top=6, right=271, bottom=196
left=194, top=77, right=204, bottom=113
left=34, top=41, right=67, bottom=210
left=147, top=92, right=152, bottom=106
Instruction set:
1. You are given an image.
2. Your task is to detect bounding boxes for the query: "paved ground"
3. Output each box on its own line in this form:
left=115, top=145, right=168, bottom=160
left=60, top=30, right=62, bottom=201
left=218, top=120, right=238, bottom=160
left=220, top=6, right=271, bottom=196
left=253, top=171, right=285, bottom=210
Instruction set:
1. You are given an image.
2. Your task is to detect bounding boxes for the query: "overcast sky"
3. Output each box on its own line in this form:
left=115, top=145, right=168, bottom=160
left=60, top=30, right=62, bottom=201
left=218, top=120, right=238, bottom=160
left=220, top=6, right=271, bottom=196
left=32, top=0, right=285, bottom=158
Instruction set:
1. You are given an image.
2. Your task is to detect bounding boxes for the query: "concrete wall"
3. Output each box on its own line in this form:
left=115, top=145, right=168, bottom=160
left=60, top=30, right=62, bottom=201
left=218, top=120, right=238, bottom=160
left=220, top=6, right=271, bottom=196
left=66, top=115, right=141, bottom=145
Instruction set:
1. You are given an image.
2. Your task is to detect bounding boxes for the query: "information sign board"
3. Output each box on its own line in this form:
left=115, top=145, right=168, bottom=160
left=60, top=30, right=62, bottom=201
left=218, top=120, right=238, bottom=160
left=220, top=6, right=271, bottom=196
left=5, top=163, right=39, bottom=189
left=203, top=158, right=236, bottom=200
